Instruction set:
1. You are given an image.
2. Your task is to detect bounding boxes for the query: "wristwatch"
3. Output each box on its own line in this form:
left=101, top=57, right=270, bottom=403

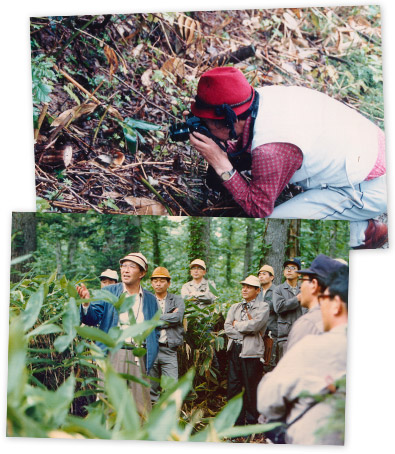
left=220, top=168, right=236, bottom=181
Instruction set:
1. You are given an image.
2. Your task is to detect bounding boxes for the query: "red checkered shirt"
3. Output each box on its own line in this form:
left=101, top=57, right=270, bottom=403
left=223, top=117, right=385, bottom=218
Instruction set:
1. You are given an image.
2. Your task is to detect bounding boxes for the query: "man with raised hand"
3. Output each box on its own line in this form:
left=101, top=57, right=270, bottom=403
left=77, top=252, right=159, bottom=415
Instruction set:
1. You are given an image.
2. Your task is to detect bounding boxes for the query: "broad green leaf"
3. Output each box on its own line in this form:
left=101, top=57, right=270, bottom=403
left=123, top=126, right=138, bottom=154
left=7, top=316, right=28, bottom=407
left=105, top=365, right=140, bottom=436
left=64, top=413, right=111, bottom=439
left=24, top=374, right=76, bottom=428
left=90, top=288, right=120, bottom=305
left=53, top=333, right=74, bottom=352
left=132, top=346, right=146, bottom=357
left=208, top=282, right=219, bottom=297
left=218, top=422, right=283, bottom=439
left=54, top=297, right=79, bottom=352
left=117, top=319, right=163, bottom=344
left=76, top=325, right=117, bottom=348
left=34, top=81, right=52, bottom=103
left=59, top=274, right=68, bottom=289
left=212, top=392, right=243, bottom=433
left=67, top=282, right=78, bottom=298
left=28, top=323, right=63, bottom=338
left=146, top=368, right=195, bottom=441
left=123, top=117, right=162, bottom=131
left=21, top=284, right=45, bottom=331
left=114, top=293, right=135, bottom=313
left=10, top=253, right=32, bottom=266
left=46, top=269, right=58, bottom=286
left=119, top=372, right=151, bottom=388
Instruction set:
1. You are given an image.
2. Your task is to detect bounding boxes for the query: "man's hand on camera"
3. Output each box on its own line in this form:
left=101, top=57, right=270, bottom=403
left=190, top=131, right=233, bottom=176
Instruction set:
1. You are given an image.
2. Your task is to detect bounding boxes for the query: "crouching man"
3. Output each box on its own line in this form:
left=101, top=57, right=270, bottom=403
left=224, top=275, right=269, bottom=426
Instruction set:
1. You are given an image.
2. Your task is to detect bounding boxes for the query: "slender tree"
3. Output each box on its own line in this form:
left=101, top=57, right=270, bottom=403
left=262, top=219, right=291, bottom=285
left=11, top=212, right=37, bottom=282
left=243, top=218, right=255, bottom=277
left=225, top=218, right=234, bottom=282
left=286, top=220, right=301, bottom=259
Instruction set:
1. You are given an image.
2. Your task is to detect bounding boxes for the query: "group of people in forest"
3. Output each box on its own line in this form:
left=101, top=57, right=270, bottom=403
left=77, top=250, right=349, bottom=445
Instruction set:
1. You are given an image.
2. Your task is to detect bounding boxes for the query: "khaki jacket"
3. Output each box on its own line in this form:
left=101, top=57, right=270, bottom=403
left=181, top=278, right=217, bottom=309
left=224, top=298, right=269, bottom=358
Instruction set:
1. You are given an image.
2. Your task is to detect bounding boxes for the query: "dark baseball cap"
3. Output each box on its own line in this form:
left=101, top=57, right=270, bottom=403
left=283, top=258, right=301, bottom=270
left=297, top=254, right=345, bottom=280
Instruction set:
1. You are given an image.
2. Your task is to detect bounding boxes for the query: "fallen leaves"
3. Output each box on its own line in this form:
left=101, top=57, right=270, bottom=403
left=123, top=196, right=168, bottom=215
left=161, top=57, right=186, bottom=79
left=104, top=45, right=119, bottom=81
left=177, top=14, right=202, bottom=45
left=51, top=102, right=98, bottom=128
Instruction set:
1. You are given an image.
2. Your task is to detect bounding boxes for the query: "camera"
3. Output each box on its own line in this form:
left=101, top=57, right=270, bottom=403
left=169, top=115, right=211, bottom=142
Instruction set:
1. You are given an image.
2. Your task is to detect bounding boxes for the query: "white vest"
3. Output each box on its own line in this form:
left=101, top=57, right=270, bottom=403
left=252, top=86, right=380, bottom=189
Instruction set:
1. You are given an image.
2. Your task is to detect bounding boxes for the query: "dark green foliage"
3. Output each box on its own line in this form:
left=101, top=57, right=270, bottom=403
left=10, top=213, right=349, bottom=436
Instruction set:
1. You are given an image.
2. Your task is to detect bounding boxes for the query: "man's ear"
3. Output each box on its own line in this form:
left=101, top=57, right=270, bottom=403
left=332, top=295, right=343, bottom=315
left=311, top=278, right=320, bottom=292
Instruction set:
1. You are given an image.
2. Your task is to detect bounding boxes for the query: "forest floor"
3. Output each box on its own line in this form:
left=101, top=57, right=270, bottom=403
left=32, top=7, right=386, bottom=239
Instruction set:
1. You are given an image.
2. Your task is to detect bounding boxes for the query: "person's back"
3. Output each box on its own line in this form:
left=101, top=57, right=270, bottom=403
left=257, top=265, right=349, bottom=445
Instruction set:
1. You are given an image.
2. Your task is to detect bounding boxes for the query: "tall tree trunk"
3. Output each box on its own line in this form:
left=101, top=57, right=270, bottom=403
left=329, top=222, right=338, bottom=257
left=262, top=219, right=290, bottom=285
left=11, top=212, right=37, bottom=282
left=286, top=220, right=300, bottom=259
left=243, top=219, right=255, bottom=277
left=55, top=240, right=63, bottom=275
left=225, top=218, right=233, bottom=282
left=187, top=217, right=211, bottom=276
left=151, top=220, right=161, bottom=268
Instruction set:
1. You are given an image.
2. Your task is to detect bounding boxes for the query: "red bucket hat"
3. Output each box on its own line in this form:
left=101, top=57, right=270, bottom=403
left=190, top=67, right=255, bottom=120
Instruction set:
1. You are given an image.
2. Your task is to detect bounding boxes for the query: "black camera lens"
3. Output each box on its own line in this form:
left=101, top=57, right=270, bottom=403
left=169, top=123, right=191, bottom=142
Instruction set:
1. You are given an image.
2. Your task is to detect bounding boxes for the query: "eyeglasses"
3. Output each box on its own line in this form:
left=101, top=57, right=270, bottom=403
left=120, top=263, right=139, bottom=270
left=285, top=266, right=297, bottom=271
left=317, top=293, right=332, bottom=304
left=298, top=276, right=311, bottom=282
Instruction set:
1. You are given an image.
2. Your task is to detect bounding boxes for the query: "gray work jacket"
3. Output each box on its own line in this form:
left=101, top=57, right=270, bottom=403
left=273, top=281, right=306, bottom=341
left=224, top=298, right=269, bottom=358
left=159, top=292, right=185, bottom=348
left=260, top=284, right=277, bottom=338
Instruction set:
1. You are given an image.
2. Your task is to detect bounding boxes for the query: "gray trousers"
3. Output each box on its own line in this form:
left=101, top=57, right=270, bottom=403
left=98, top=348, right=152, bottom=416
left=270, top=175, right=387, bottom=247
left=150, top=344, right=178, bottom=402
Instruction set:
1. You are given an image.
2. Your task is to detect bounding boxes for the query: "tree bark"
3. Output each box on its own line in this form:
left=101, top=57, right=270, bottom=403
left=243, top=218, right=255, bottom=278
left=187, top=217, right=211, bottom=276
left=151, top=220, right=162, bottom=268
left=11, top=213, right=37, bottom=282
left=225, top=218, right=233, bottom=282
left=286, top=220, right=300, bottom=259
left=262, top=219, right=290, bottom=285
